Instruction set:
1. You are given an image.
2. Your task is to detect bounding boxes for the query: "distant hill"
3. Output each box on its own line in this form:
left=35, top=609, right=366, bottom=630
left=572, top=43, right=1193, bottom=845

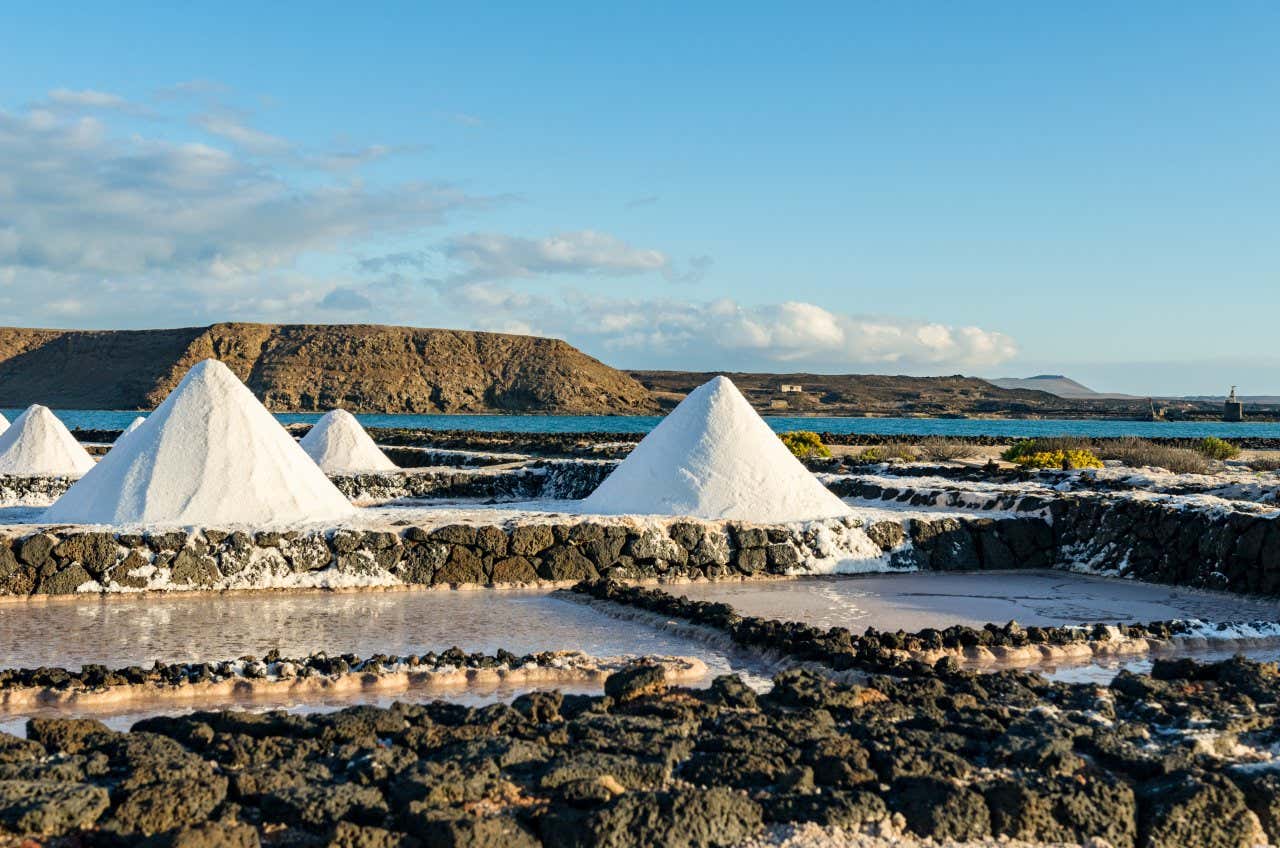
left=629, top=370, right=1147, bottom=417
left=0, top=323, right=658, bottom=414
left=989, top=374, right=1138, bottom=400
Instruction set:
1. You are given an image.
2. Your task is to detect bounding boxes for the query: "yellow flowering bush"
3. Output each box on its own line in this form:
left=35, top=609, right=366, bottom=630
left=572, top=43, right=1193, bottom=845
left=779, top=431, right=831, bottom=459
left=1015, top=449, right=1104, bottom=470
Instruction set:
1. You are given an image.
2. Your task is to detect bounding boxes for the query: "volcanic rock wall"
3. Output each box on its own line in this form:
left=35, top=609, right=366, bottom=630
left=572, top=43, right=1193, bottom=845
left=0, top=517, right=896, bottom=596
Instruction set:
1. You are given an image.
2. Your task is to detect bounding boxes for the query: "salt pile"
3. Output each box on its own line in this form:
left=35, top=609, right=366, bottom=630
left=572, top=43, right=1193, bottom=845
left=581, top=375, right=853, bottom=522
left=300, top=409, right=397, bottom=473
left=120, top=416, right=146, bottom=439
left=0, top=412, right=8, bottom=437
left=0, top=405, right=95, bottom=476
left=46, top=359, right=356, bottom=526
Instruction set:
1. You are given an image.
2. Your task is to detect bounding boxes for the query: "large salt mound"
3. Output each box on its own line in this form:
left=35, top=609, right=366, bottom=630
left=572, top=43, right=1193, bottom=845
left=0, top=405, right=95, bottom=476
left=581, top=375, right=853, bottom=522
left=46, top=359, right=355, bottom=526
left=300, top=409, right=397, bottom=473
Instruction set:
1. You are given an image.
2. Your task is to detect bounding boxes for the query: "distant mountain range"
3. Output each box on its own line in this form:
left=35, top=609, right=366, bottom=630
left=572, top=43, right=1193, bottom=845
left=992, top=374, right=1280, bottom=405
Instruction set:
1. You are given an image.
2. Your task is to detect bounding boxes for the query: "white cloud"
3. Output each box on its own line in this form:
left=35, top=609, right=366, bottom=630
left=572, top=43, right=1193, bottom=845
left=45, top=88, right=131, bottom=110
left=0, top=103, right=486, bottom=325
left=194, top=113, right=291, bottom=154
left=443, top=230, right=672, bottom=282
left=431, top=282, right=1017, bottom=370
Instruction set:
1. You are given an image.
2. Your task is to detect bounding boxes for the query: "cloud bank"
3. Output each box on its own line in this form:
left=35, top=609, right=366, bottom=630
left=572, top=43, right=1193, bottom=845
left=0, top=86, right=1017, bottom=372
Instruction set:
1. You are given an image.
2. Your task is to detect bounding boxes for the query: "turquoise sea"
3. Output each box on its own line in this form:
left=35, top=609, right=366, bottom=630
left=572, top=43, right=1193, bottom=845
left=5, top=409, right=1280, bottom=439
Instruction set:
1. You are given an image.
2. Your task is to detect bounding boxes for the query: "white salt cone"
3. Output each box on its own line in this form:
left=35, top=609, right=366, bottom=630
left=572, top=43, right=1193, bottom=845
left=300, top=409, right=396, bottom=473
left=0, top=405, right=95, bottom=476
left=581, top=376, right=851, bottom=522
left=47, top=359, right=355, bottom=525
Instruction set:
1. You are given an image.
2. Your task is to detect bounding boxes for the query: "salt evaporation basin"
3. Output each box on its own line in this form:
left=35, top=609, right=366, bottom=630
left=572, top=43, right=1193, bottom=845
left=674, top=571, right=1280, bottom=632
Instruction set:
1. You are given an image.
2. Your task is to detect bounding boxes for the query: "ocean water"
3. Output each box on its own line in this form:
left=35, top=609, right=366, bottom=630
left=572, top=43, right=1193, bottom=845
left=7, top=409, right=1280, bottom=439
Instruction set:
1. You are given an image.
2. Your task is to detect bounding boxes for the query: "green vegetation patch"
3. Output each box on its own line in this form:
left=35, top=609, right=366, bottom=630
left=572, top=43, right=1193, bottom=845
left=779, top=430, right=831, bottom=459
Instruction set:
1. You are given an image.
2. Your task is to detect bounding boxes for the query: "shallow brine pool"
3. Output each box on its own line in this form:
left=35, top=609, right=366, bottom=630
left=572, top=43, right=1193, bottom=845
left=0, top=587, right=773, bottom=732
left=674, top=571, right=1280, bottom=631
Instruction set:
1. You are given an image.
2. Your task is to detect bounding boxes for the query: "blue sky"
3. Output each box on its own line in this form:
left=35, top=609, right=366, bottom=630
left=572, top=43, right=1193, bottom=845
left=1, top=3, right=1277, bottom=394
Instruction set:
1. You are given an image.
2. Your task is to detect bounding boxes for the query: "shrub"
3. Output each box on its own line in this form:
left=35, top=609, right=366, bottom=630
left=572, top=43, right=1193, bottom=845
left=1002, top=437, right=1094, bottom=463
left=856, top=441, right=919, bottom=463
left=1247, top=456, right=1280, bottom=472
left=1194, top=436, right=1240, bottom=461
left=1094, top=437, right=1208, bottom=474
left=779, top=431, right=831, bottom=459
left=1014, top=448, right=1104, bottom=470
left=916, top=437, right=979, bottom=462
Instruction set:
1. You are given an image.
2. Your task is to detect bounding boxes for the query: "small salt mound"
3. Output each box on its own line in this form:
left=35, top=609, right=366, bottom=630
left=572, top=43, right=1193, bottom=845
left=47, top=359, right=355, bottom=526
left=0, top=405, right=96, bottom=476
left=0, top=412, right=8, bottom=437
left=300, top=409, right=397, bottom=473
left=581, top=375, right=853, bottom=522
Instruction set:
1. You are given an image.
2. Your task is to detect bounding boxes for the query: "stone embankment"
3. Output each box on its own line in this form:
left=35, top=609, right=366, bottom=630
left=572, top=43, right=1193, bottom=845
left=331, top=461, right=613, bottom=503
left=0, top=517, right=891, bottom=596
left=0, top=648, right=705, bottom=712
left=571, top=580, right=1280, bottom=674
left=2, top=487, right=1278, bottom=597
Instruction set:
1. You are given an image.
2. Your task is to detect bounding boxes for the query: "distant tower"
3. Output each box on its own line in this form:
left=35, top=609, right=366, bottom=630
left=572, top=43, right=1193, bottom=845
left=1224, top=386, right=1244, bottom=422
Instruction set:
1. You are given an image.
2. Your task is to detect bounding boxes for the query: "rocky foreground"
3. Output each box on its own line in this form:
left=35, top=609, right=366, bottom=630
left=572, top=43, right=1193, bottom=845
left=0, top=579, right=1278, bottom=847
left=0, top=652, right=1275, bottom=847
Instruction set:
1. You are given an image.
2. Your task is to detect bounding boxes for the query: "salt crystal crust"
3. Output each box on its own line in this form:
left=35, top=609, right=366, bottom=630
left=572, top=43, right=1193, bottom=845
left=46, top=359, right=355, bottom=526
left=581, top=375, right=853, bottom=522
left=299, top=409, right=397, bottom=473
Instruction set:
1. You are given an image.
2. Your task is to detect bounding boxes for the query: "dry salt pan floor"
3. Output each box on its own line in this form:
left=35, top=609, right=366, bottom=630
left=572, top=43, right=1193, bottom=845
left=0, top=588, right=772, bottom=733
left=675, top=571, right=1280, bottom=682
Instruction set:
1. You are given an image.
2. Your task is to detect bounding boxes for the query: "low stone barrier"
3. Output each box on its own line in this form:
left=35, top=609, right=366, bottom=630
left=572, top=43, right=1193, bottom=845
left=0, top=515, right=902, bottom=596
left=332, top=461, right=615, bottom=503
left=0, top=475, right=78, bottom=507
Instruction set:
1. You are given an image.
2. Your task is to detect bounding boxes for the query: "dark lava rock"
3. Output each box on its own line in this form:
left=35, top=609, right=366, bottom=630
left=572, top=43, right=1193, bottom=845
left=761, top=790, right=887, bottom=828
left=510, top=524, right=554, bottom=557
left=26, top=717, right=113, bottom=754
left=539, top=787, right=762, bottom=848
left=985, top=777, right=1137, bottom=848
left=262, top=783, right=389, bottom=829
left=865, top=521, right=906, bottom=550
left=108, top=775, right=229, bottom=835
left=54, top=531, right=119, bottom=575
left=1233, top=769, right=1280, bottom=841
left=604, top=663, right=667, bottom=702
left=324, top=821, right=420, bottom=848
left=891, top=776, right=991, bottom=841
left=0, top=779, right=109, bottom=835
left=491, top=555, right=538, bottom=584
left=708, top=675, right=759, bottom=710
left=413, top=811, right=537, bottom=848
left=36, top=563, right=94, bottom=595
left=1140, top=771, right=1263, bottom=848
left=0, top=732, right=46, bottom=764
left=539, top=546, right=599, bottom=581
left=147, top=820, right=262, bottom=848
left=434, top=546, right=485, bottom=584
